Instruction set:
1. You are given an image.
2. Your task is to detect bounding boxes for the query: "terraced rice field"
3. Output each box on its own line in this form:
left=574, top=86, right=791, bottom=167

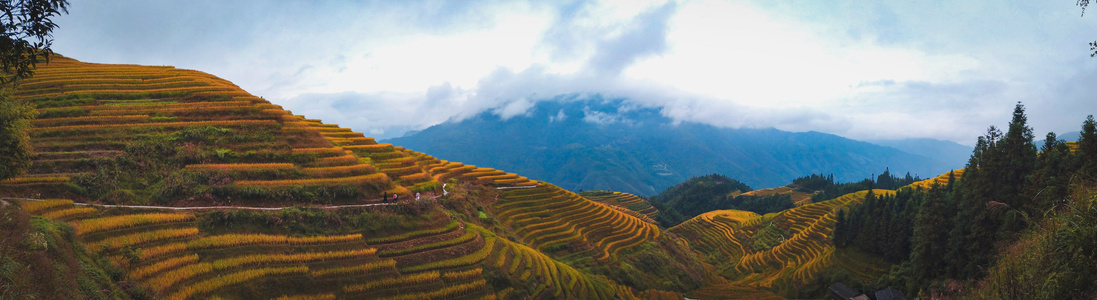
left=667, top=210, right=759, bottom=266
left=580, top=190, right=660, bottom=223
left=904, top=169, right=964, bottom=190
left=15, top=199, right=520, bottom=299
left=739, top=186, right=814, bottom=206
left=672, top=189, right=895, bottom=293
left=490, top=183, right=661, bottom=263
left=482, top=235, right=632, bottom=299
left=731, top=190, right=894, bottom=289
left=0, top=55, right=432, bottom=201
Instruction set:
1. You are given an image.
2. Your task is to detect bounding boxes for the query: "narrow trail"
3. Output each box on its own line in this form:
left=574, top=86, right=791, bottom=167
left=0, top=184, right=538, bottom=212
left=1, top=196, right=397, bottom=211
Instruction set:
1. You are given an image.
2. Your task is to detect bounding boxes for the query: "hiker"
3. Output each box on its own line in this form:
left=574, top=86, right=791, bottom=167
left=382, top=192, right=388, bottom=203
left=393, top=193, right=399, bottom=202
left=415, top=192, right=421, bottom=201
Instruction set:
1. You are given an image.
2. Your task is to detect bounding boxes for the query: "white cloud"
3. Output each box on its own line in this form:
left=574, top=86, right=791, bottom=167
left=49, top=0, right=1097, bottom=142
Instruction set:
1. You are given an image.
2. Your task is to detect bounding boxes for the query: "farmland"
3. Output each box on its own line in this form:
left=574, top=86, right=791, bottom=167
left=1, top=56, right=986, bottom=299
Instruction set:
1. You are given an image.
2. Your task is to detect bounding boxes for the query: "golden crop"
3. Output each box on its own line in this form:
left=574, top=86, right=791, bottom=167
left=233, top=173, right=389, bottom=188
left=186, top=233, right=362, bottom=249
left=73, top=213, right=196, bottom=235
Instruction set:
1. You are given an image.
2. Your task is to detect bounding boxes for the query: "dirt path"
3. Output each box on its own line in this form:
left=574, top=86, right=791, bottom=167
left=1, top=184, right=538, bottom=211
left=1, top=197, right=397, bottom=211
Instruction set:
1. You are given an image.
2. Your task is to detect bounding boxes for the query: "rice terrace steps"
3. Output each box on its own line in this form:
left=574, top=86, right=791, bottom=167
left=0, top=56, right=699, bottom=299
left=1, top=55, right=938, bottom=299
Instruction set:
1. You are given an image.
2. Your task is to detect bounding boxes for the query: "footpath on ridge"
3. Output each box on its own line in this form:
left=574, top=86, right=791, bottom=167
left=0, top=197, right=398, bottom=211
left=0, top=184, right=538, bottom=211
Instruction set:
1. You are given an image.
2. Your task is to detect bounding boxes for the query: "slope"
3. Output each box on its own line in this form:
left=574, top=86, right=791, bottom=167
left=579, top=190, right=660, bottom=223
left=386, top=97, right=966, bottom=195
left=0, top=56, right=709, bottom=299
left=673, top=190, right=897, bottom=298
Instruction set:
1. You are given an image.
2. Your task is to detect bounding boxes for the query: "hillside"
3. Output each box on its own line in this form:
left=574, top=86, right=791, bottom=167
left=579, top=190, right=660, bottom=223
left=672, top=190, right=897, bottom=299
left=385, top=98, right=967, bottom=196
left=7, top=56, right=1082, bottom=300
left=0, top=56, right=709, bottom=299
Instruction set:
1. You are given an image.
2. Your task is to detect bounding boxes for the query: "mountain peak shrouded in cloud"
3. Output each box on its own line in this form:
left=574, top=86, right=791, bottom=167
left=386, top=97, right=969, bottom=195
left=52, top=0, right=1097, bottom=141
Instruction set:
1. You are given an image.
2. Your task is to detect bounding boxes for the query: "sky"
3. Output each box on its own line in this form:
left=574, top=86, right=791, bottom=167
left=51, top=0, right=1097, bottom=144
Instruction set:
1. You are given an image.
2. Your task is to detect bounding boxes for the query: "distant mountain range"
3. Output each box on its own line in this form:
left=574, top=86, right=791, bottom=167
left=386, top=96, right=970, bottom=195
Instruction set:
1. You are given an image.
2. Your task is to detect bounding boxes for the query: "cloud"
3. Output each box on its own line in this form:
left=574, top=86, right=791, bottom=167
left=585, top=1, right=677, bottom=75
left=49, top=0, right=1097, bottom=145
left=583, top=107, right=629, bottom=125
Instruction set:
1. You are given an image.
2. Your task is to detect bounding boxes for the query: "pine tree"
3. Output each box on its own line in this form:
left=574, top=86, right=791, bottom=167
left=1079, top=115, right=1097, bottom=177
left=1029, top=132, right=1072, bottom=213
left=997, top=102, right=1037, bottom=211
left=910, top=184, right=952, bottom=283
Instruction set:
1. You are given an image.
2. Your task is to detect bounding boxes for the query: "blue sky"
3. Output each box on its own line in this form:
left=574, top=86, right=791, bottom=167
left=51, top=0, right=1097, bottom=144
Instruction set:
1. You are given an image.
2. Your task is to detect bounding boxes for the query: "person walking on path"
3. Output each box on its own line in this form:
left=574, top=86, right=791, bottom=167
left=382, top=192, right=388, bottom=203
left=393, top=193, right=399, bottom=203
left=415, top=192, right=421, bottom=201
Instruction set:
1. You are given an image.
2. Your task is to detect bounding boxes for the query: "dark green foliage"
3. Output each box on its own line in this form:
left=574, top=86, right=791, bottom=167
left=832, top=104, right=1096, bottom=298
left=1028, top=132, right=1075, bottom=214
left=0, top=89, right=36, bottom=181
left=65, top=125, right=324, bottom=204
left=36, top=106, right=88, bottom=118
left=730, top=193, right=794, bottom=216
left=0, top=203, right=128, bottom=299
left=1079, top=115, right=1097, bottom=177
left=29, top=94, right=95, bottom=108
left=943, top=103, right=1038, bottom=280
left=791, top=173, right=835, bottom=191
left=0, top=0, right=68, bottom=84
left=964, top=186, right=1097, bottom=299
left=0, top=0, right=69, bottom=181
left=833, top=189, right=922, bottom=263
left=197, top=205, right=448, bottom=238
left=749, top=223, right=787, bottom=252
left=908, top=182, right=954, bottom=285
left=797, top=170, right=918, bottom=202
left=648, top=174, right=752, bottom=226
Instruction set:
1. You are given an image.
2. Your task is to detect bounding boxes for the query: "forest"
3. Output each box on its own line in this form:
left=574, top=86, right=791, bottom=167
left=833, top=103, right=1097, bottom=298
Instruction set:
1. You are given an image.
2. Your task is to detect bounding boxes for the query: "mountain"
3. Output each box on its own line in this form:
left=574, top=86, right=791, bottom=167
left=647, top=174, right=755, bottom=227
left=866, top=138, right=971, bottom=170
left=5, top=56, right=1091, bottom=300
left=386, top=97, right=966, bottom=196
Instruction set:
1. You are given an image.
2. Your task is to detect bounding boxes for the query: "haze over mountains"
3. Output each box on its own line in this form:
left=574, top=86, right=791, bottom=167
left=387, top=97, right=970, bottom=195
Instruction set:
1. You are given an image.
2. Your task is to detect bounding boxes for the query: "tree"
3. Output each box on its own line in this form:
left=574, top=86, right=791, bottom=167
left=910, top=184, right=953, bottom=284
left=1083, top=0, right=1097, bottom=57
left=0, top=89, right=35, bottom=180
left=0, top=0, right=68, bottom=181
left=1079, top=115, right=1097, bottom=177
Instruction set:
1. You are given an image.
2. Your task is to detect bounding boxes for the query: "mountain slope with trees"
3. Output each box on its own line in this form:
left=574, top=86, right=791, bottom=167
left=385, top=98, right=968, bottom=196
left=831, top=104, right=1097, bottom=298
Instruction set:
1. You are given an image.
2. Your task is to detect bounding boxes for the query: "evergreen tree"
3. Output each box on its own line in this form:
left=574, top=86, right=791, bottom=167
left=876, top=168, right=893, bottom=190
left=910, top=184, right=952, bottom=284
left=997, top=102, right=1038, bottom=211
left=834, top=209, right=847, bottom=247
left=1028, top=132, right=1073, bottom=213
left=1079, top=115, right=1097, bottom=177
